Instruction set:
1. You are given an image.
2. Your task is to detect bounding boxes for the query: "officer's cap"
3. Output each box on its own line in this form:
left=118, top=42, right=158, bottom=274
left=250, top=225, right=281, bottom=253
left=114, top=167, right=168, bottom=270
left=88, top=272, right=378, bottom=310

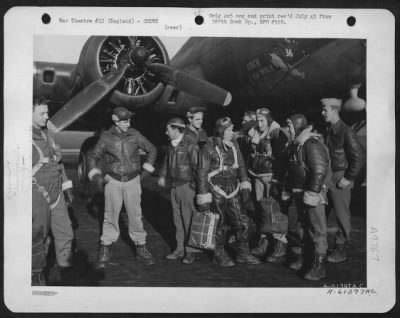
left=167, top=117, right=186, bottom=128
left=320, top=98, right=342, bottom=108
left=113, top=107, right=135, bottom=120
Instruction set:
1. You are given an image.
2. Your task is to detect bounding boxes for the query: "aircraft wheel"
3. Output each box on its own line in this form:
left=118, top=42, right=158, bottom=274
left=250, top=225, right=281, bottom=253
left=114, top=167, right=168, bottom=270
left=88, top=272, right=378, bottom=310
left=77, top=135, right=100, bottom=199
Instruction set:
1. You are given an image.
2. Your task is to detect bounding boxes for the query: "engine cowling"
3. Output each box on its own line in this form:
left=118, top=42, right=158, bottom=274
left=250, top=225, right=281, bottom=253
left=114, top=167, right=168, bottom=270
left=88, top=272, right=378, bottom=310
left=73, top=36, right=169, bottom=109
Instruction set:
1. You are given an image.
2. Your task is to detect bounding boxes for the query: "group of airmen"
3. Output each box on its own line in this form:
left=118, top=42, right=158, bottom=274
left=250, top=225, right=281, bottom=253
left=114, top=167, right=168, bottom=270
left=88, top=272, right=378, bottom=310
left=32, top=96, right=365, bottom=286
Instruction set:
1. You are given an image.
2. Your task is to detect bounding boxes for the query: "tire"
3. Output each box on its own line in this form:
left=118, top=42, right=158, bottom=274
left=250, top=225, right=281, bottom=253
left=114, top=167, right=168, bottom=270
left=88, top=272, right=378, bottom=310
left=77, top=136, right=100, bottom=198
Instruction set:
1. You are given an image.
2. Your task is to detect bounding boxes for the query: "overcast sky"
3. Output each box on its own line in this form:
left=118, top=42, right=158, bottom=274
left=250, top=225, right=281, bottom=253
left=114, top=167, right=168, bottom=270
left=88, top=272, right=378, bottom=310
left=34, top=35, right=188, bottom=63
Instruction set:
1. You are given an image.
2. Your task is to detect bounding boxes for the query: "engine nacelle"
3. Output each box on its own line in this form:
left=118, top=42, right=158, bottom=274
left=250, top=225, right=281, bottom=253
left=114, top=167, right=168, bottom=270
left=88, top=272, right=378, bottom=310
left=71, top=36, right=169, bottom=110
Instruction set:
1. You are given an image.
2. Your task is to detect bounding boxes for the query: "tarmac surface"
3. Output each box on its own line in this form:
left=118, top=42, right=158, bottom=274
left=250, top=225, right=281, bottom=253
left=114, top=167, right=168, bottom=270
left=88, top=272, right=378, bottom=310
left=45, top=163, right=367, bottom=288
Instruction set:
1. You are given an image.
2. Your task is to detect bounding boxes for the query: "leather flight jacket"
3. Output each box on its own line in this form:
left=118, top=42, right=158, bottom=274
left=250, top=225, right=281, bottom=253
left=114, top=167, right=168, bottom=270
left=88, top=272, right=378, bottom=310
left=184, top=126, right=208, bottom=148
left=287, top=137, right=330, bottom=193
left=197, top=137, right=248, bottom=195
left=247, top=127, right=280, bottom=176
left=326, top=119, right=365, bottom=181
left=88, top=126, right=157, bottom=181
left=159, top=135, right=199, bottom=187
left=270, top=128, right=291, bottom=184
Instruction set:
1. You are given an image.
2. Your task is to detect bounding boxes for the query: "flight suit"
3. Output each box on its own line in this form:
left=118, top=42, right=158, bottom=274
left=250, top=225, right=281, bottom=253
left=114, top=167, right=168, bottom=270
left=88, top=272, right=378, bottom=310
left=32, top=127, right=74, bottom=278
left=196, top=137, right=260, bottom=266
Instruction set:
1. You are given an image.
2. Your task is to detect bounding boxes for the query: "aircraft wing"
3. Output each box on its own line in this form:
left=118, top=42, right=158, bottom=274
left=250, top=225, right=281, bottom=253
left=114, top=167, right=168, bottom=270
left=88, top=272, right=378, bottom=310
left=160, top=38, right=366, bottom=122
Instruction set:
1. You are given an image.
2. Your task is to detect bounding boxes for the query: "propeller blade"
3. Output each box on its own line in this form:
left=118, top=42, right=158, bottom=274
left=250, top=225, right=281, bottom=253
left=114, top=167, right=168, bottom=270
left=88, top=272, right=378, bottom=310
left=49, top=64, right=129, bottom=132
left=128, top=36, right=137, bottom=50
left=146, top=63, right=232, bottom=106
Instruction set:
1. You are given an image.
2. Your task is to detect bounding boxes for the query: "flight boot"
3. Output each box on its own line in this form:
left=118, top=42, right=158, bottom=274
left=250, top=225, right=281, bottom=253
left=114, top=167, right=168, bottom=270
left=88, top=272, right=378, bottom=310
left=213, top=246, right=235, bottom=267
left=266, top=240, right=287, bottom=264
left=236, top=242, right=262, bottom=265
left=304, top=254, right=327, bottom=281
left=289, top=248, right=303, bottom=271
left=48, top=264, right=74, bottom=285
left=96, top=244, right=112, bottom=269
left=32, top=271, right=46, bottom=286
left=251, top=236, right=269, bottom=258
left=136, top=244, right=156, bottom=265
left=58, top=266, right=75, bottom=285
left=327, top=243, right=348, bottom=263
left=181, top=252, right=198, bottom=264
left=165, top=249, right=185, bottom=260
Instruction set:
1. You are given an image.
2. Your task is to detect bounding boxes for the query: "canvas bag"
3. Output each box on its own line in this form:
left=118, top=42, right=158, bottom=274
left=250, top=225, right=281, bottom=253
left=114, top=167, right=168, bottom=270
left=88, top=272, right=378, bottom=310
left=260, top=197, right=288, bottom=234
left=188, top=211, right=220, bottom=250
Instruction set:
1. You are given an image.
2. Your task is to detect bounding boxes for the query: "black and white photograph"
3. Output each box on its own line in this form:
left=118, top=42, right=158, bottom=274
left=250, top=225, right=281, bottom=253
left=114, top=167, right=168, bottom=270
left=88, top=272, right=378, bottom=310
left=3, top=7, right=395, bottom=313
left=31, top=34, right=367, bottom=287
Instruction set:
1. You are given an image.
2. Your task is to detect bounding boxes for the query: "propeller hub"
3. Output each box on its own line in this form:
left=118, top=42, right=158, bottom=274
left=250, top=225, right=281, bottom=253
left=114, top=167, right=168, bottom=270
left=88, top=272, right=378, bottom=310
left=130, top=47, right=148, bottom=66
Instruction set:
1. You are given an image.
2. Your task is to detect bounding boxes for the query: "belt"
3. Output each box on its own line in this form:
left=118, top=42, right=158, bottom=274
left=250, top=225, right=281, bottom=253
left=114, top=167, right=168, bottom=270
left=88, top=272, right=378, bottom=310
left=108, top=172, right=139, bottom=182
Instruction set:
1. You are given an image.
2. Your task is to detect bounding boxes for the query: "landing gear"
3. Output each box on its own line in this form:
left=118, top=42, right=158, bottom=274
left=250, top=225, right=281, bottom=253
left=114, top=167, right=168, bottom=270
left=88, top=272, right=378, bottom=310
left=77, top=136, right=100, bottom=198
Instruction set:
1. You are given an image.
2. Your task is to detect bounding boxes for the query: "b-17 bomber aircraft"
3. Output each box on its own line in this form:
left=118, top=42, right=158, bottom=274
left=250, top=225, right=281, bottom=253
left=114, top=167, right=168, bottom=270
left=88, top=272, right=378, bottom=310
left=33, top=36, right=366, bottom=194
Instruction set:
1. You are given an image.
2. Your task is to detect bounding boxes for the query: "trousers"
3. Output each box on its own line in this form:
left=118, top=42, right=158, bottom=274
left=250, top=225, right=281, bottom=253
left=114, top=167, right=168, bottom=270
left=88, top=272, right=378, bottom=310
left=51, top=193, right=74, bottom=267
left=327, top=171, right=353, bottom=244
left=170, top=183, right=198, bottom=253
left=101, top=175, right=146, bottom=246
left=32, top=186, right=50, bottom=272
left=32, top=188, right=74, bottom=271
left=211, top=182, right=250, bottom=247
left=289, top=192, right=328, bottom=254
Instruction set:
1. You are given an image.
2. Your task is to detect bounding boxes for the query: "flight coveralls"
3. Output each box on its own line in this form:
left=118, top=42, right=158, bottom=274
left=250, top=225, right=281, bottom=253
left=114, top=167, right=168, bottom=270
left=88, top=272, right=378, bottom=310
left=247, top=122, right=287, bottom=241
left=196, top=137, right=258, bottom=266
left=32, top=127, right=74, bottom=277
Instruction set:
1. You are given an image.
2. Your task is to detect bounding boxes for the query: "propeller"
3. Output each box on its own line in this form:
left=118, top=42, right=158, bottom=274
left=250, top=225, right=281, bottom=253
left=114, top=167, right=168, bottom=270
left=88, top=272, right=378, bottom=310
left=49, top=37, right=232, bottom=132
left=127, top=44, right=232, bottom=105
left=146, top=63, right=232, bottom=106
left=48, top=64, right=130, bottom=132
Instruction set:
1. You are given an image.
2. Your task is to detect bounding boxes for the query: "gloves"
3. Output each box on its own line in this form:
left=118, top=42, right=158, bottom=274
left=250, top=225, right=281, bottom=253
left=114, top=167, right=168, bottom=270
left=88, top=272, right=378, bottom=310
left=197, top=203, right=210, bottom=213
left=157, top=177, right=166, bottom=187
left=303, top=190, right=321, bottom=207
left=337, top=177, right=351, bottom=189
left=141, top=170, right=151, bottom=181
left=91, top=174, right=104, bottom=193
left=241, top=189, right=251, bottom=204
left=63, top=188, right=74, bottom=207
